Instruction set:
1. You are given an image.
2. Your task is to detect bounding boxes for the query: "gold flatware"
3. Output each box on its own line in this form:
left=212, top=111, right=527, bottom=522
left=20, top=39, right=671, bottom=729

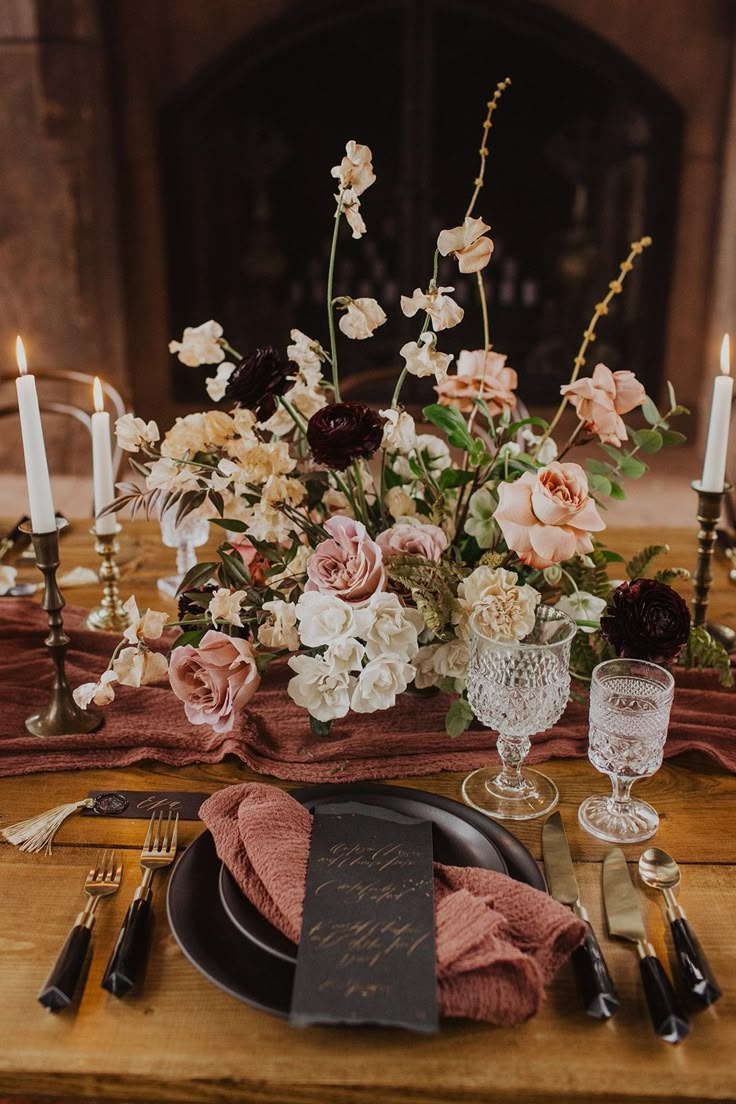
left=101, top=811, right=179, bottom=996
left=38, top=850, right=122, bottom=1012
left=639, top=847, right=722, bottom=1009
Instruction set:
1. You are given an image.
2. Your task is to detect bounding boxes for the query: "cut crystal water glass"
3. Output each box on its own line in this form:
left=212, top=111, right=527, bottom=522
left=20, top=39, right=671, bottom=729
left=157, top=510, right=210, bottom=598
left=578, top=658, right=674, bottom=843
left=462, top=605, right=576, bottom=821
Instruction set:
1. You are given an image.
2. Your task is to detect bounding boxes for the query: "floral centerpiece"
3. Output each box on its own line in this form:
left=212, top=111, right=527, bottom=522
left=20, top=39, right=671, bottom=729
left=77, top=82, right=731, bottom=738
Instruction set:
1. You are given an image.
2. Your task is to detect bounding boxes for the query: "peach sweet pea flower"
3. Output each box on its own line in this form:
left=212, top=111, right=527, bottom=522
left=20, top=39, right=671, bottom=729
left=437, top=216, right=494, bottom=273
left=560, top=363, right=646, bottom=447
left=122, top=597, right=168, bottom=644
left=435, top=349, right=517, bottom=415
left=338, top=297, right=387, bottom=340
left=494, top=462, right=605, bottom=569
left=331, top=140, right=375, bottom=196
left=400, top=286, right=464, bottom=332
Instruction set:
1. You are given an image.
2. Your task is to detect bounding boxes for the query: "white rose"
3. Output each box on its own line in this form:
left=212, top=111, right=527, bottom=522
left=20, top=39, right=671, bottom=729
left=384, top=486, right=417, bottom=520
left=338, top=297, right=387, bottom=340
left=295, top=591, right=368, bottom=647
left=324, top=636, right=366, bottom=672
left=208, top=588, right=246, bottom=628
left=350, top=656, right=415, bottom=713
left=258, top=600, right=300, bottom=651
left=168, top=320, right=225, bottom=367
left=205, top=362, right=235, bottom=402
left=287, top=653, right=355, bottom=722
left=521, top=427, right=558, bottom=465
left=432, top=638, right=470, bottom=681
left=412, top=643, right=442, bottom=690
left=364, top=592, right=424, bottom=661
left=379, top=408, right=416, bottom=452
left=115, top=414, right=160, bottom=453
left=557, top=591, right=607, bottom=633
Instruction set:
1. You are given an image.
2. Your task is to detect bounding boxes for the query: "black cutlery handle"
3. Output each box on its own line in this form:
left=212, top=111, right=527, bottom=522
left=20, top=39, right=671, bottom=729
left=101, top=897, right=151, bottom=996
left=570, top=920, right=620, bottom=1020
left=671, top=917, right=722, bottom=1009
left=639, top=954, right=690, bottom=1043
left=38, top=923, right=91, bottom=1012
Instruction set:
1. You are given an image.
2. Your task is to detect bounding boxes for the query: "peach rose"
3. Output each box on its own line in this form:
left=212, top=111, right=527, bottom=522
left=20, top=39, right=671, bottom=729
left=305, top=515, right=386, bottom=605
left=494, top=462, right=605, bottom=569
left=435, top=349, right=517, bottom=415
left=560, top=362, right=646, bottom=446
left=376, top=523, right=448, bottom=562
left=168, top=630, right=260, bottom=734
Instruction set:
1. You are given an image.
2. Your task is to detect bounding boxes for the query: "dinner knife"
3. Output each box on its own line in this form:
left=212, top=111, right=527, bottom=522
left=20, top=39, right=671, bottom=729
left=602, top=848, right=689, bottom=1044
left=542, top=812, right=619, bottom=1020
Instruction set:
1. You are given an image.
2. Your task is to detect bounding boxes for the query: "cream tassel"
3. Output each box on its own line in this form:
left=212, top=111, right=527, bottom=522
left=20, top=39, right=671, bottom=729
left=2, top=797, right=96, bottom=855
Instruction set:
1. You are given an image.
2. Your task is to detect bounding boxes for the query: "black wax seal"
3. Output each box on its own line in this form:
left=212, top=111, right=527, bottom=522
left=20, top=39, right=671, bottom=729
left=93, top=792, right=130, bottom=816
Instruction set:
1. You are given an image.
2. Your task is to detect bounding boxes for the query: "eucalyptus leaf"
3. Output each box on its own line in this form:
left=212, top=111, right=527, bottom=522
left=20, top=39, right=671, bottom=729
left=630, top=428, right=663, bottom=453
left=641, top=397, right=661, bottom=426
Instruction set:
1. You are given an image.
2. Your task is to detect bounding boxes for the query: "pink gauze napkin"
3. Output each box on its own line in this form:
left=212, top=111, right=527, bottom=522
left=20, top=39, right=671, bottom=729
left=200, top=783, right=587, bottom=1025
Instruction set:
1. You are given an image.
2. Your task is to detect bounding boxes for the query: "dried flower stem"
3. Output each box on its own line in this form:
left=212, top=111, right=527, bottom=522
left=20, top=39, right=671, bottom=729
left=465, top=78, right=511, bottom=221
left=327, top=188, right=346, bottom=399
left=536, top=236, right=653, bottom=455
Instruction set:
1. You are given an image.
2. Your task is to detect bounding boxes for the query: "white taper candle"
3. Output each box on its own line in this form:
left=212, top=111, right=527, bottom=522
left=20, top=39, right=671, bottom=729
left=91, top=377, right=117, bottom=535
left=701, top=334, right=733, bottom=492
left=15, top=336, right=56, bottom=533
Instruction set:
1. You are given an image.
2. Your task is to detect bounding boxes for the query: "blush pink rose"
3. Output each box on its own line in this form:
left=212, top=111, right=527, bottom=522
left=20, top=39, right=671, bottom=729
left=168, top=629, right=260, bottom=734
left=494, top=462, right=605, bottom=569
left=305, top=515, right=386, bottom=605
left=377, top=523, right=448, bottom=562
left=435, top=349, right=517, bottom=415
left=560, top=362, right=646, bottom=446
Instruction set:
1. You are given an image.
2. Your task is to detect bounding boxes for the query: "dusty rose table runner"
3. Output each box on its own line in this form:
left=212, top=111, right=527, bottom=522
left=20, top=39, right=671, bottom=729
left=0, top=598, right=734, bottom=779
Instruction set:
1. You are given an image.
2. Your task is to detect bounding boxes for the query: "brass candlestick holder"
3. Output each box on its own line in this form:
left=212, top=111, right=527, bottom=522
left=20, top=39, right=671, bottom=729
left=691, top=480, right=736, bottom=652
left=21, top=520, right=103, bottom=736
left=85, top=524, right=132, bottom=633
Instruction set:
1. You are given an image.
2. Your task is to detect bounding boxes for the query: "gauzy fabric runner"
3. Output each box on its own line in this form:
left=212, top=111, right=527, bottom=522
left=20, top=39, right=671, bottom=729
left=0, top=598, right=734, bottom=780
left=200, top=782, right=586, bottom=1025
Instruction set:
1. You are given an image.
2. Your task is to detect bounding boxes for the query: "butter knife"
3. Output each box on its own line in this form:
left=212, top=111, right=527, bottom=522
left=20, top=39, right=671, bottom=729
left=542, top=812, right=619, bottom=1019
left=602, top=848, right=689, bottom=1043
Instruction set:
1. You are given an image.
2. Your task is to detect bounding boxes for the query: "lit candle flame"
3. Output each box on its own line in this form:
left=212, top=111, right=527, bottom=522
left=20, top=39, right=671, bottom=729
left=15, top=336, right=27, bottom=376
left=721, top=333, right=731, bottom=376
left=93, top=376, right=105, bottom=413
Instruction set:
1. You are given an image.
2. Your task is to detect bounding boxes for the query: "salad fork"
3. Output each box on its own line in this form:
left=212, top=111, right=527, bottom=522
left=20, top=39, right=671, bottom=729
left=102, top=811, right=179, bottom=996
left=38, top=849, right=122, bottom=1011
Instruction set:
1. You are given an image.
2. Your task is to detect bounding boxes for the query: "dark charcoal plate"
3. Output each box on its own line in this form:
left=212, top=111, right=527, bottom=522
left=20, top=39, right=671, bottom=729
left=218, top=786, right=508, bottom=964
left=166, top=783, right=545, bottom=1017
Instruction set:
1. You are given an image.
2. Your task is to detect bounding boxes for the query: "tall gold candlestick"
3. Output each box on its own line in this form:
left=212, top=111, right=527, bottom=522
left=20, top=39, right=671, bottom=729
left=691, top=480, right=735, bottom=652
left=85, top=524, right=132, bottom=633
left=21, top=520, right=103, bottom=736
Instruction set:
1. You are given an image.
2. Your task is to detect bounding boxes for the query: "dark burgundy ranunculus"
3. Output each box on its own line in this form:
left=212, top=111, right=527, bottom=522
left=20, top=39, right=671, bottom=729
left=225, top=346, right=291, bottom=417
left=306, top=401, right=383, bottom=470
left=600, top=578, right=691, bottom=665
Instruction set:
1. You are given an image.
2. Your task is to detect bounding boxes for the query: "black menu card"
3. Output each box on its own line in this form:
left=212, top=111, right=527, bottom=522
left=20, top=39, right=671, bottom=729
left=289, top=802, right=438, bottom=1032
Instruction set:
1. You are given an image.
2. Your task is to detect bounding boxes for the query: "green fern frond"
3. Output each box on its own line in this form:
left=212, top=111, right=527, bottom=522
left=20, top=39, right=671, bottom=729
left=626, top=544, right=669, bottom=580
left=680, top=625, right=733, bottom=688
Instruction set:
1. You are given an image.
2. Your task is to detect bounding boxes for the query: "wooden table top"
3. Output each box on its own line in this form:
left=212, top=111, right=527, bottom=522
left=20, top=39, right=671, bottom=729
left=0, top=520, right=734, bottom=1104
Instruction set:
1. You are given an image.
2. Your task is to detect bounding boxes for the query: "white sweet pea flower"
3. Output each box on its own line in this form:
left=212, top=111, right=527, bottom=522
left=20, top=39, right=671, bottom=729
left=364, top=592, right=424, bottom=662
left=521, top=426, right=558, bottom=464
left=287, top=653, right=355, bottom=722
left=324, top=636, right=366, bottom=672
left=337, top=297, right=387, bottom=340
left=295, top=591, right=369, bottom=647
left=331, top=140, right=375, bottom=196
left=205, top=361, right=236, bottom=402
left=73, top=669, right=118, bottom=710
left=208, top=588, right=247, bottom=628
left=380, top=408, right=416, bottom=452
left=340, top=188, right=367, bottom=239
left=145, top=457, right=200, bottom=495
left=287, top=329, right=325, bottom=382
left=258, top=600, right=300, bottom=651
left=412, top=644, right=442, bottom=690
left=0, top=565, right=17, bottom=596
left=350, top=656, right=415, bottom=713
left=115, top=414, right=160, bottom=453
left=244, top=501, right=293, bottom=543
left=168, top=320, right=225, bottom=367
left=113, top=646, right=168, bottom=688
left=437, top=216, right=494, bottom=273
left=122, top=597, right=169, bottom=643
left=384, top=486, right=417, bottom=520
left=464, top=487, right=498, bottom=549
left=399, top=331, right=454, bottom=382
left=557, top=591, right=608, bottom=633
left=400, top=286, right=464, bottom=332
left=259, top=382, right=327, bottom=436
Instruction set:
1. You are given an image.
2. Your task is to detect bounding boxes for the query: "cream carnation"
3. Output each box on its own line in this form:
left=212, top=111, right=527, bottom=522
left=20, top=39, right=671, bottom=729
left=456, top=566, right=541, bottom=643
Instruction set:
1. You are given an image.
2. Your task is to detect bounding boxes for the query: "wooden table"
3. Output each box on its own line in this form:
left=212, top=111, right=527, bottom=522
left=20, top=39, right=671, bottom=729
left=0, top=521, right=734, bottom=1104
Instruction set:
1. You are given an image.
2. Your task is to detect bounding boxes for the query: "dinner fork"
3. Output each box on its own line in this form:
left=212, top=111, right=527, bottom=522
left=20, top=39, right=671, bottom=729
left=101, top=811, right=179, bottom=996
left=38, top=849, right=122, bottom=1012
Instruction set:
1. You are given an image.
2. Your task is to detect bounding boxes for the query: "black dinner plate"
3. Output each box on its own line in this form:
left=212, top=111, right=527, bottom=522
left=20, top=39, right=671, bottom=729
left=218, top=787, right=509, bottom=964
left=166, top=783, right=545, bottom=1018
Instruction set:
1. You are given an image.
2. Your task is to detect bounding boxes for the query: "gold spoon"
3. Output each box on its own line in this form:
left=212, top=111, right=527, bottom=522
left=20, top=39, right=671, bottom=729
left=638, top=847, right=722, bottom=1009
